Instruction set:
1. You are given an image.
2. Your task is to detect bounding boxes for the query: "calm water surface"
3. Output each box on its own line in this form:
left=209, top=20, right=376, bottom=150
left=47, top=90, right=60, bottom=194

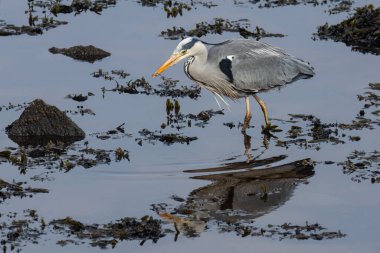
left=1, top=0, right=380, bottom=252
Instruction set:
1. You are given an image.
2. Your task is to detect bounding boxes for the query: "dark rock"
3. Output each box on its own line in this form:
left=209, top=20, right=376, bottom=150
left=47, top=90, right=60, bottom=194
left=49, top=45, right=111, bottom=63
left=6, top=99, right=85, bottom=146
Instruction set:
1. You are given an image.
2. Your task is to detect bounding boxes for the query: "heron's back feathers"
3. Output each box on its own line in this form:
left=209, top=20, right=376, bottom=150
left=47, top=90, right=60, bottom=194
left=205, top=39, right=315, bottom=96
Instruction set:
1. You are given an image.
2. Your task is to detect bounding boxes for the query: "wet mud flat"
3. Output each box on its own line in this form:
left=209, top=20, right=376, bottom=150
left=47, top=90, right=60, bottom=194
left=1, top=0, right=380, bottom=252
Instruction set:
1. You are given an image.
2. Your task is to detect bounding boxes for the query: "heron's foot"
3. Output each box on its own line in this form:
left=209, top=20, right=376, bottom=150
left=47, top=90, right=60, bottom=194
left=261, top=122, right=281, bottom=135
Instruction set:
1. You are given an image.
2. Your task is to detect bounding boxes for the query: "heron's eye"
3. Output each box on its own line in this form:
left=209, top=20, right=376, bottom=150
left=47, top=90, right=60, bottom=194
left=181, top=50, right=187, bottom=55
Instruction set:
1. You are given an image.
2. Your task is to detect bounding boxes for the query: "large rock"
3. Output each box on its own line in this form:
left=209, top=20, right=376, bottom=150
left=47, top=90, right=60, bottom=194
left=6, top=99, right=85, bottom=146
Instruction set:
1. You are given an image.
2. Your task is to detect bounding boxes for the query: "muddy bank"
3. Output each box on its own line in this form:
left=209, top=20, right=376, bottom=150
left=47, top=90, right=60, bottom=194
left=160, top=18, right=284, bottom=40
left=315, top=5, right=380, bottom=55
left=49, top=45, right=111, bottom=63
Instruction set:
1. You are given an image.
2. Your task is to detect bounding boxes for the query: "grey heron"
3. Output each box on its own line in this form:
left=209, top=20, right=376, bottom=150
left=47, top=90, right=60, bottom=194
left=152, top=37, right=315, bottom=132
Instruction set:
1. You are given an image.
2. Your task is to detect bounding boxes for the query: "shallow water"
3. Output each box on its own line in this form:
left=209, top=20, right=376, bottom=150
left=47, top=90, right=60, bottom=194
left=1, top=0, right=380, bottom=252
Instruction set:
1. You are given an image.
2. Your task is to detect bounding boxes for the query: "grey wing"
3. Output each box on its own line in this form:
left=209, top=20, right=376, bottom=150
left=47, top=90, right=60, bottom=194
left=208, top=40, right=315, bottom=93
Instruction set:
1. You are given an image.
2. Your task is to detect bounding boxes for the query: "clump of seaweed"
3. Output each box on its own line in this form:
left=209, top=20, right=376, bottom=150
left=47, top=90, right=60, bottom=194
left=96, top=73, right=201, bottom=99
left=0, top=140, right=129, bottom=175
left=1, top=210, right=162, bottom=251
left=137, top=0, right=215, bottom=18
left=235, top=0, right=353, bottom=12
left=163, top=0, right=192, bottom=18
left=65, top=92, right=94, bottom=102
left=314, top=5, right=380, bottom=55
left=338, top=83, right=380, bottom=130
left=327, top=0, right=353, bottom=14
left=50, top=216, right=162, bottom=248
left=163, top=98, right=224, bottom=130
left=0, top=178, right=49, bottom=204
left=218, top=221, right=346, bottom=240
left=160, top=18, right=284, bottom=40
left=274, top=114, right=343, bottom=150
left=92, top=69, right=130, bottom=81
left=270, top=82, right=380, bottom=150
left=136, top=129, right=197, bottom=145
left=0, top=0, right=118, bottom=37
left=0, top=210, right=47, bottom=251
left=90, top=123, right=131, bottom=140
left=0, top=102, right=30, bottom=112
left=64, top=106, right=96, bottom=116
left=338, top=150, right=380, bottom=183
left=0, top=14, right=67, bottom=36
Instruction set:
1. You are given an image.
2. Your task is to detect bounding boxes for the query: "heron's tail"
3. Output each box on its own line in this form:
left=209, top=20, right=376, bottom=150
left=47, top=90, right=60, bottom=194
left=294, top=57, right=315, bottom=77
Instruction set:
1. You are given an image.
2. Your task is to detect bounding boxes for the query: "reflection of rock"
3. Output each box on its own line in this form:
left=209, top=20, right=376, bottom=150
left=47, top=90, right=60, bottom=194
left=183, top=158, right=314, bottom=223
left=49, top=45, right=111, bottom=63
left=6, top=99, right=85, bottom=146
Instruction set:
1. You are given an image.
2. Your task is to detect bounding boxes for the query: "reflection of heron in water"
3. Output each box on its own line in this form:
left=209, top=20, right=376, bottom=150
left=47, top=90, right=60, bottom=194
left=160, top=157, right=314, bottom=236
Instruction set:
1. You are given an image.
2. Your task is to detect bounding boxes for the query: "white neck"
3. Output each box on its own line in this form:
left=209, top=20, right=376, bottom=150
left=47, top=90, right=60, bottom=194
left=192, top=41, right=208, bottom=66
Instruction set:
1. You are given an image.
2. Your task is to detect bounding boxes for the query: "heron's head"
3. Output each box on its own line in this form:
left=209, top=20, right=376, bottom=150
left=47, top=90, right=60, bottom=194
left=152, top=37, right=201, bottom=77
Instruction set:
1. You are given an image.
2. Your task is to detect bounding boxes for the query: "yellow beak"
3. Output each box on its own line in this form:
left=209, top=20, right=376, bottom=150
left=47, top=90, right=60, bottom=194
left=152, top=53, right=182, bottom=78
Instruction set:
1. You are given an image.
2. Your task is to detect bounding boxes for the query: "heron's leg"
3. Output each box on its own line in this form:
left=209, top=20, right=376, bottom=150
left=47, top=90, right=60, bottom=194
left=253, top=94, right=270, bottom=126
left=242, top=97, right=251, bottom=133
left=245, top=96, right=251, bottom=119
